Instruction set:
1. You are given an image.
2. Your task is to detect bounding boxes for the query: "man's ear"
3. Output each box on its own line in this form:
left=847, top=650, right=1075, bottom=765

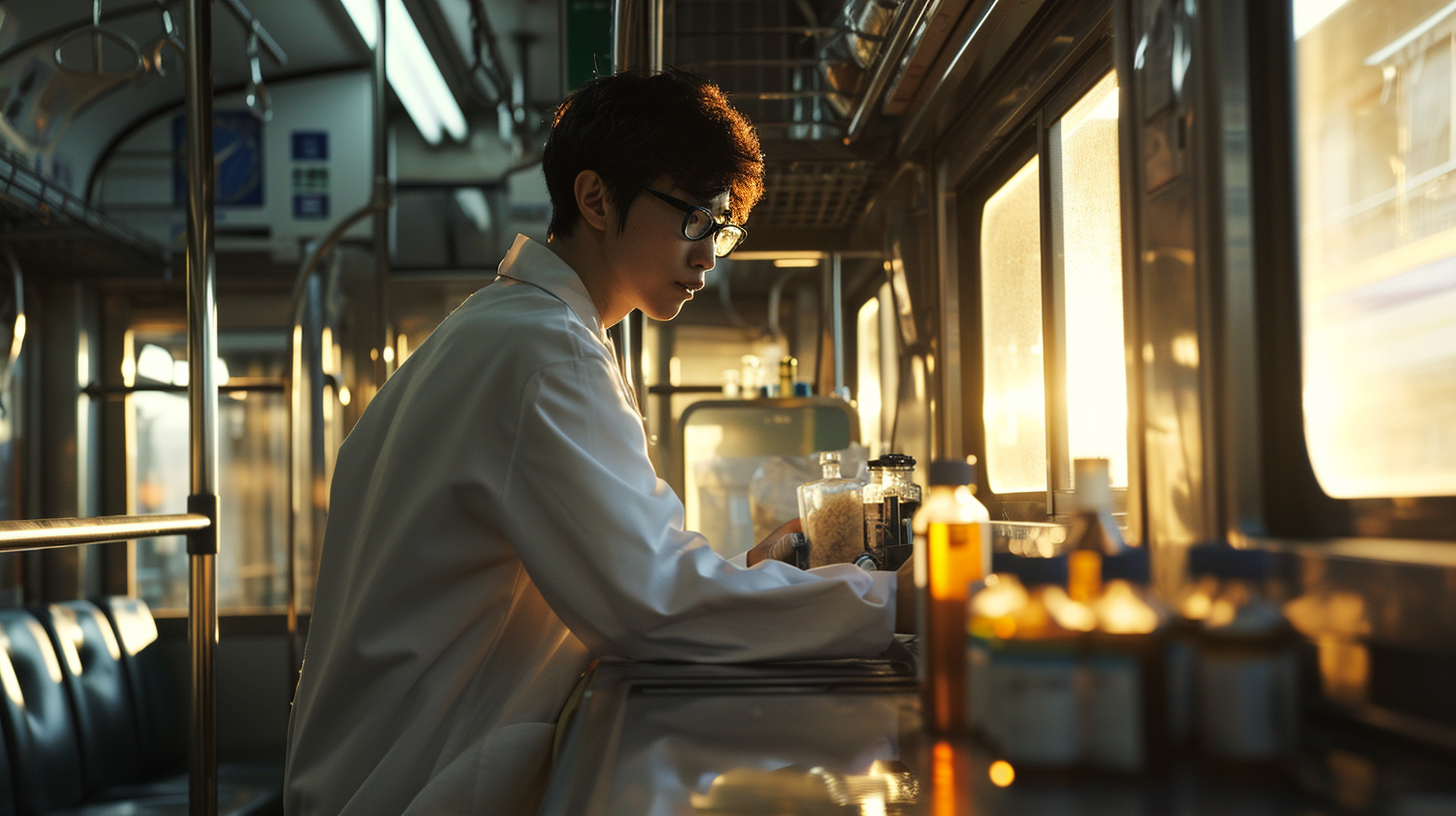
left=573, top=170, right=612, bottom=233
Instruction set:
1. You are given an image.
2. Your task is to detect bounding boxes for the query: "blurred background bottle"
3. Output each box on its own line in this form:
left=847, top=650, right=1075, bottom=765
left=1066, top=458, right=1127, bottom=604
left=912, top=459, right=989, bottom=733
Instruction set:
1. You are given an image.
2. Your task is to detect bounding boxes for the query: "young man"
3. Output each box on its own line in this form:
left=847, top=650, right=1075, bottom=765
left=284, top=71, right=912, bottom=816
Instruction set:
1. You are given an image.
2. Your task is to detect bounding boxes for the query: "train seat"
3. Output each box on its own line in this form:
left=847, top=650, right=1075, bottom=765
left=0, top=608, right=89, bottom=813
left=57, top=599, right=282, bottom=815
left=42, top=603, right=141, bottom=791
left=0, top=604, right=278, bottom=816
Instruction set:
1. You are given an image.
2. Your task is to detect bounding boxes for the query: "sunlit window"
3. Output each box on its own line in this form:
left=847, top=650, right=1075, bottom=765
left=857, top=282, right=898, bottom=458
left=981, top=156, right=1047, bottom=494
left=978, top=70, right=1128, bottom=499
left=1057, top=72, right=1128, bottom=488
left=1295, top=0, right=1456, bottom=497
left=128, top=332, right=292, bottom=613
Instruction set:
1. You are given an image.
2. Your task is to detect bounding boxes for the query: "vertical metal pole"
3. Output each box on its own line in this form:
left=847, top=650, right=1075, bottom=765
left=831, top=253, right=844, bottom=395
left=934, top=164, right=962, bottom=460
left=182, top=0, right=218, bottom=813
left=648, top=0, right=663, bottom=71
left=609, top=0, right=641, bottom=409
left=372, top=0, right=391, bottom=393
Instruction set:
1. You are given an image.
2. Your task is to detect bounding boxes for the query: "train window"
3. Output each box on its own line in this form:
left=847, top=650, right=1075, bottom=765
left=129, top=330, right=290, bottom=613
left=1054, top=72, right=1127, bottom=488
left=980, top=155, right=1048, bottom=495
left=1294, top=0, right=1456, bottom=499
left=976, top=68, right=1126, bottom=506
left=856, top=282, right=898, bottom=458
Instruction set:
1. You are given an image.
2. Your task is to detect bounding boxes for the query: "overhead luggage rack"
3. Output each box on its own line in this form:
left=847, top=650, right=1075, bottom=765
left=0, top=143, right=169, bottom=277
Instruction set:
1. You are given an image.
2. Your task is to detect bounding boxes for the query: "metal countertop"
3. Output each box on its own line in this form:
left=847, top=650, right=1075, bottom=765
left=537, top=637, right=1338, bottom=816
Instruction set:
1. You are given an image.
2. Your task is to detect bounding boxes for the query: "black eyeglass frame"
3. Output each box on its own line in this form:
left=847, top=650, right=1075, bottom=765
left=639, top=187, right=747, bottom=256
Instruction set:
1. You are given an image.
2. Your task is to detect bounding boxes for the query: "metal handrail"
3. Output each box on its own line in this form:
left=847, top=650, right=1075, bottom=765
left=845, top=0, right=934, bottom=141
left=0, top=513, right=210, bottom=551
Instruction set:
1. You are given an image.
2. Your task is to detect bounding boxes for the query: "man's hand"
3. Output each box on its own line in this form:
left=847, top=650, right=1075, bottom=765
left=895, top=559, right=916, bottom=634
left=746, top=518, right=803, bottom=567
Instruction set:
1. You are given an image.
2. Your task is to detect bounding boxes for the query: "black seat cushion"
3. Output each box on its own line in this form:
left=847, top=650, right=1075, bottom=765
left=93, top=598, right=184, bottom=778
left=0, top=608, right=87, bottom=813
left=42, top=601, right=142, bottom=792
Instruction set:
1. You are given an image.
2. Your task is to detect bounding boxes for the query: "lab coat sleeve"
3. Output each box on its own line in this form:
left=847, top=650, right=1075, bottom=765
left=496, top=353, right=895, bottom=663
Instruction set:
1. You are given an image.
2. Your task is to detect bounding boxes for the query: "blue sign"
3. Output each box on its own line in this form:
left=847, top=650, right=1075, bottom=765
left=291, top=131, right=329, bottom=161
left=173, top=111, right=264, bottom=207
left=293, top=194, right=330, bottom=220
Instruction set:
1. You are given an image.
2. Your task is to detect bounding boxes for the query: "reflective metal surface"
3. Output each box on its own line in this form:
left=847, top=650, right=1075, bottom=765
left=539, top=649, right=1324, bottom=816
left=0, top=513, right=210, bottom=550
left=183, top=0, right=219, bottom=810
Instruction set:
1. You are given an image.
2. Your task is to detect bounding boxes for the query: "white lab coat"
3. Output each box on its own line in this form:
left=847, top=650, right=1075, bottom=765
left=284, top=235, right=896, bottom=816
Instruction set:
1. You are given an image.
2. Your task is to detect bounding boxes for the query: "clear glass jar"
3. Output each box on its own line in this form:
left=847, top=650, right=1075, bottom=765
left=862, top=454, right=920, bottom=570
left=796, top=452, right=866, bottom=567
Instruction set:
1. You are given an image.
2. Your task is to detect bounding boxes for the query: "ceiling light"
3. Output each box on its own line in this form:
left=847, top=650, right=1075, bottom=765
left=339, top=0, right=468, bottom=145
left=773, top=258, right=821, bottom=267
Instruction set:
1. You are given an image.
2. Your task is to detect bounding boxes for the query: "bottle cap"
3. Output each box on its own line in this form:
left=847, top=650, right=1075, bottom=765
left=995, top=553, right=1068, bottom=587
left=1187, top=544, right=1273, bottom=580
left=1102, top=548, right=1150, bottom=583
left=818, top=450, right=841, bottom=466
left=927, top=459, right=973, bottom=486
left=879, top=453, right=915, bottom=469
left=1072, top=458, right=1113, bottom=512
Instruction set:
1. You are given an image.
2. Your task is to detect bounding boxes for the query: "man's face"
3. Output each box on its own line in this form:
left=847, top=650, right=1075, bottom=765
left=605, top=175, right=729, bottom=322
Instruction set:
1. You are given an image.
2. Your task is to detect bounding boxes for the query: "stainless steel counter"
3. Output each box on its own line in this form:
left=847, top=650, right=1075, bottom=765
left=538, top=637, right=1347, bottom=816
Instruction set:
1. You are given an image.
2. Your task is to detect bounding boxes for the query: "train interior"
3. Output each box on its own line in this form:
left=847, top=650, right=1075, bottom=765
left=0, top=0, right=1454, bottom=812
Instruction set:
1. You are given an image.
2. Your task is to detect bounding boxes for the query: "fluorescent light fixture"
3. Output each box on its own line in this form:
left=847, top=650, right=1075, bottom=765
left=339, top=0, right=468, bottom=145
left=773, top=258, right=821, bottom=268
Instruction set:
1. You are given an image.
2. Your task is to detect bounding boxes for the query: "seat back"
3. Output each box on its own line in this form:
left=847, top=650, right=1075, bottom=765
left=0, top=609, right=86, bottom=814
left=42, top=600, right=142, bottom=791
left=96, top=596, right=184, bottom=776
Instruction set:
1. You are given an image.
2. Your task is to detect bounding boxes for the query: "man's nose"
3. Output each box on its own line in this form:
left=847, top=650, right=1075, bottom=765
left=691, top=239, right=716, bottom=271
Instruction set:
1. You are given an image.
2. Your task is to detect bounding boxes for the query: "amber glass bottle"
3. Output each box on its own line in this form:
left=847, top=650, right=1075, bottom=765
left=912, top=459, right=990, bottom=733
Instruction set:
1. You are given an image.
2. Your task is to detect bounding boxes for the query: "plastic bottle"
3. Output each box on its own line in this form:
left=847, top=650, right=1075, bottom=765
left=977, top=554, right=1090, bottom=767
left=796, top=452, right=866, bottom=567
left=1187, top=546, right=1299, bottom=765
left=779, top=356, right=798, bottom=396
left=740, top=355, right=762, bottom=398
left=912, top=459, right=990, bottom=734
left=1065, top=458, right=1127, bottom=604
left=1084, top=548, right=1171, bottom=773
left=862, top=454, right=920, bottom=570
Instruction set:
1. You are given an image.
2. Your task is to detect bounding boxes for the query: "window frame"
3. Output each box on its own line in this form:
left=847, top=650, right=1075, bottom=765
left=1251, top=0, right=1456, bottom=540
left=958, top=40, right=1130, bottom=523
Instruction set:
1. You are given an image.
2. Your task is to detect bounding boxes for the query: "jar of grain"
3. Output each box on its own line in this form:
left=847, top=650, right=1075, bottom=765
left=796, top=452, right=867, bottom=567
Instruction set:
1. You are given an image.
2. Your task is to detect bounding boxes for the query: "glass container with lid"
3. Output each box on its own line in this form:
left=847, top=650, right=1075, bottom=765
left=862, top=453, right=921, bottom=570
left=796, top=452, right=866, bottom=568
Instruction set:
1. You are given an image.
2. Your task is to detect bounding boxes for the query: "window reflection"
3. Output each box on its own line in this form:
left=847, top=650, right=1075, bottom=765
left=1296, top=0, right=1456, bottom=497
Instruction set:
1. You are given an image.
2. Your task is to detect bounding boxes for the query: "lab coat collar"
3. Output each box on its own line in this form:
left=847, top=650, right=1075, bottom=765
left=497, top=234, right=609, bottom=345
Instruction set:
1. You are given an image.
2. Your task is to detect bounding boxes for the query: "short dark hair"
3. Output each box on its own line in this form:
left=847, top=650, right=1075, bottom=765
left=542, top=69, right=764, bottom=238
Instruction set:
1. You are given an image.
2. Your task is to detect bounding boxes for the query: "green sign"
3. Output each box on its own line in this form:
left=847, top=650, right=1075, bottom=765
left=565, top=0, right=613, bottom=91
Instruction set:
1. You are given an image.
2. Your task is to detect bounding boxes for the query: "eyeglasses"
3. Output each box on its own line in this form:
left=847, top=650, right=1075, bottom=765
left=640, top=187, right=747, bottom=257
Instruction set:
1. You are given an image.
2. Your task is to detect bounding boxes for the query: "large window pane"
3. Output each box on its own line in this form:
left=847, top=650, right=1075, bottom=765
left=1295, top=0, right=1456, bottom=497
left=1058, top=71, right=1129, bottom=488
left=981, top=157, right=1047, bottom=494
left=130, top=335, right=291, bottom=612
